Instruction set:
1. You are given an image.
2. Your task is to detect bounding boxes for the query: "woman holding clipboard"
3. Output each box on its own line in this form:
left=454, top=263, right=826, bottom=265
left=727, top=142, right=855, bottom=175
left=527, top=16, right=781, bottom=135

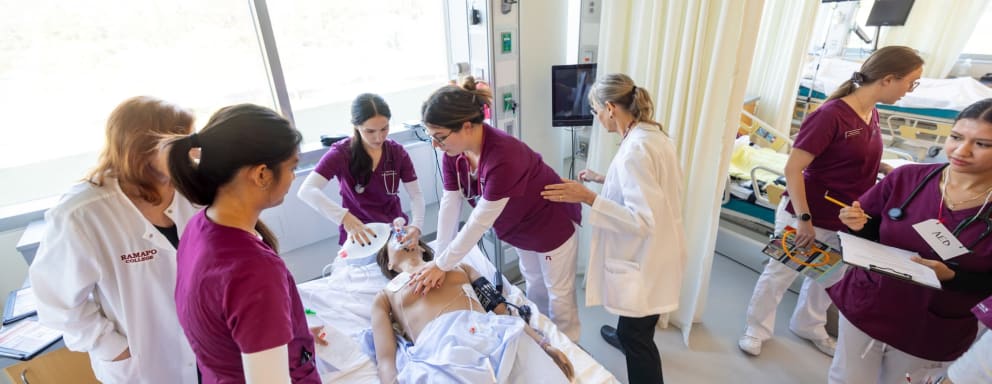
left=831, top=99, right=992, bottom=383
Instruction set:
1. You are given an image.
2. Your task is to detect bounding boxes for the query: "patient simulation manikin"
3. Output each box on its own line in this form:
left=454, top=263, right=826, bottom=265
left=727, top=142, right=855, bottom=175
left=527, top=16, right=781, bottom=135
left=369, top=237, right=574, bottom=383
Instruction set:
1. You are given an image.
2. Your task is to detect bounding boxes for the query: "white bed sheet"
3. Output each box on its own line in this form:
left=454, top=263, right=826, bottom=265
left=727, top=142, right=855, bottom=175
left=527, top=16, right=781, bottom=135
left=297, top=244, right=619, bottom=384
left=799, top=57, right=992, bottom=111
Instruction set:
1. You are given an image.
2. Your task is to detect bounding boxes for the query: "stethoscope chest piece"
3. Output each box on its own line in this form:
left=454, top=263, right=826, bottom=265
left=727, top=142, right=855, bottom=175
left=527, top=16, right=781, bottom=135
left=354, top=183, right=366, bottom=194
left=887, top=207, right=904, bottom=221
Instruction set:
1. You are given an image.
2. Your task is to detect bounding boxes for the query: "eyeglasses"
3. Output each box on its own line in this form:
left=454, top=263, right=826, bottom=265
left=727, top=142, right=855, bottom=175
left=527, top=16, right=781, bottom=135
left=909, top=80, right=921, bottom=92
left=430, top=132, right=452, bottom=145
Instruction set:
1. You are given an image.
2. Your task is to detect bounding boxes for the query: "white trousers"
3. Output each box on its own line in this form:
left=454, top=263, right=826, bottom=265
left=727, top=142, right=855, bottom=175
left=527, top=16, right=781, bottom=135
left=517, top=230, right=581, bottom=342
left=743, top=197, right=841, bottom=341
left=829, top=314, right=948, bottom=384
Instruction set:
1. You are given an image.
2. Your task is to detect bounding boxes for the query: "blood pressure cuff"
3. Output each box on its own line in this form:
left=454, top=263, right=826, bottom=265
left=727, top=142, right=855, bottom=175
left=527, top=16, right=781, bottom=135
left=471, top=277, right=506, bottom=312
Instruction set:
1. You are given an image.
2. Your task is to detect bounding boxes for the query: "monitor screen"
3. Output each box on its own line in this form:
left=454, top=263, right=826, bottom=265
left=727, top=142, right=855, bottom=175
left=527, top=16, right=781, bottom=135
left=866, top=0, right=915, bottom=27
left=551, top=63, right=597, bottom=127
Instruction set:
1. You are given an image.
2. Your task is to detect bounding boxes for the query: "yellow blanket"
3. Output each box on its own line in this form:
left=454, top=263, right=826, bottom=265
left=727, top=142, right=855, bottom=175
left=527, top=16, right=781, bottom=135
left=728, top=144, right=788, bottom=185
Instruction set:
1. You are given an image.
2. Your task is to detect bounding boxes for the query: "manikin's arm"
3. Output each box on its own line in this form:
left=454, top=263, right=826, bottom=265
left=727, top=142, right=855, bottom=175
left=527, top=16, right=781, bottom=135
left=459, top=265, right=573, bottom=380
left=371, top=292, right=399, bottom=383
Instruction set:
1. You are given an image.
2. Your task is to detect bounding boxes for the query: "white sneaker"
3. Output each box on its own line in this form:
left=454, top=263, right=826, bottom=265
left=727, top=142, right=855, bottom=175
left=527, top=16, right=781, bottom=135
left=738, top=335, right=762, bottom=356
left=810, top=337, right=836, bottom=357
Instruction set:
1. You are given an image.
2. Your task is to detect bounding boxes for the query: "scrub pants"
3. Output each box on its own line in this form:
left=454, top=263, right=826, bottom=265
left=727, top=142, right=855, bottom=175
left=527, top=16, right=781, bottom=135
left=829, top=314, right=948, bottom=384
left=517, top=230, right=581, bottom=342
left=743, top=197, right=841, bottom=342
left=617, top=314, right=664, bottom=384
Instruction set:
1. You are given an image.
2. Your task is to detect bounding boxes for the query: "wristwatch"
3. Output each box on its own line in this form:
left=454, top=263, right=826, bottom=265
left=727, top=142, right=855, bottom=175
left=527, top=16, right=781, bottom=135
left=798, top=213, right=812, bottom=222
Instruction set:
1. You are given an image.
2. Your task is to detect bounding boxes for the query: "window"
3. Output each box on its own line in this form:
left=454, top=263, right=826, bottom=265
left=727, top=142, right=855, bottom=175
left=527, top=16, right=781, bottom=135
left=266, top=1, right=448, bottom=144
left=0, top=1, right=448, bottom=208
left=961, top=2, right=992, bottom=56
left=0, top=1, right=272, bottom=207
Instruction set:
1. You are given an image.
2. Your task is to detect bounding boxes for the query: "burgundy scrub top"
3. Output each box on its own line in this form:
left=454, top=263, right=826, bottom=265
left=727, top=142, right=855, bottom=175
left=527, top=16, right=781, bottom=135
left=314, top=138, right=417, bottom=244
left=786, top=99, right=883, bottom=230
left=175, top=211, right=320, bottom=383
left=442, top=124, right=581, bottom=252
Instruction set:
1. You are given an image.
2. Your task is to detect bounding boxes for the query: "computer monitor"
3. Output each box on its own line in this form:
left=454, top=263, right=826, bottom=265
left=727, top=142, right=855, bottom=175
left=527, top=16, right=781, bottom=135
left=551, top=63, right=597, bottom=127
left=866, top=0, right=915, bottom=27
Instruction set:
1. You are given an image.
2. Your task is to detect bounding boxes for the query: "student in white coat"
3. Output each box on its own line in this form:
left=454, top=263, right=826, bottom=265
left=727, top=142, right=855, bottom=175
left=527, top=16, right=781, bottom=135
left=543, top=73, right=687, bottom=384
left=29, top=96, right=199, bottom=384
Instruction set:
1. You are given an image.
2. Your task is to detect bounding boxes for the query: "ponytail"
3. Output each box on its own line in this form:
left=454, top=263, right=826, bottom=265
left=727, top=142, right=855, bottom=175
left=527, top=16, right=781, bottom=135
left=826, top=80, right=858, bottom=102
left=589, top=73, right=666, bottom=133
left=165, top=133, right=215, bottom=206
left=164, top=104, right=301, bottom=252
left=827, top=46, right=923, bottom=102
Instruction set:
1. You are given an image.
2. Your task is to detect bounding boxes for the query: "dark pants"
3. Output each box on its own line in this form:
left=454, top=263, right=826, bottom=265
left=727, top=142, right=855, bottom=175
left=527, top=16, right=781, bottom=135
left=617, top=314, right=664, bottom=384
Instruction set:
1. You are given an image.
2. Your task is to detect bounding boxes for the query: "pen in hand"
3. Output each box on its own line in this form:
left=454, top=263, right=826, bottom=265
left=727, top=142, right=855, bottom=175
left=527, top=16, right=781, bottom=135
left=825, top=191, right=872, bottom=219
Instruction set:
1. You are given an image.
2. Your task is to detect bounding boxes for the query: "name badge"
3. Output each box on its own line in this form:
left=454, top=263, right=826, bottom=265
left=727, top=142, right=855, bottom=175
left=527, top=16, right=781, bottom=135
left=973, top=295, right=992, bottom=328
left=385, top=272, right=412, bottom=292
left=912, top=219, right=969, bottom=260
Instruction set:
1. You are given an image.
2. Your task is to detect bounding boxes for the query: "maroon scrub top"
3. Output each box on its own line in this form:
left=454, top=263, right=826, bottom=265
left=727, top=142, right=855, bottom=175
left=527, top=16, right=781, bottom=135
left=442, top=124, right=581, bottom=252
left=176, top=211, right=320, bottom=383
left=314, top=138, right=417, bottom=244
left=786, top=99, right=883, bottom=230
left=829, top=164, right=992, bottom=361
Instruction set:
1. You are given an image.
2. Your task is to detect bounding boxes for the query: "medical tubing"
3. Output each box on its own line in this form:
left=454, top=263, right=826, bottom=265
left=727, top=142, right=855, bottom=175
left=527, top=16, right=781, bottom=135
left=780, top=228, right=832, bottom=267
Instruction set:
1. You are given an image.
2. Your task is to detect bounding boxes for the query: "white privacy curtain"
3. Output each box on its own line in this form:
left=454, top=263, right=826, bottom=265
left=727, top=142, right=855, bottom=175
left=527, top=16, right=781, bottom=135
left=745, top=0, right=820, bottom=135
left=587, top=0, right=765, bottom=345
left=879, top=0, right=990, bottom=79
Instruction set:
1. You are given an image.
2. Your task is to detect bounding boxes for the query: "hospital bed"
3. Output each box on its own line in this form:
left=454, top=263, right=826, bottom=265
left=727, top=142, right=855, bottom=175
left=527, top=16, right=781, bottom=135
left=794, top=57, right=992, bottom=155
left=296, top=244, right=619, bottom=384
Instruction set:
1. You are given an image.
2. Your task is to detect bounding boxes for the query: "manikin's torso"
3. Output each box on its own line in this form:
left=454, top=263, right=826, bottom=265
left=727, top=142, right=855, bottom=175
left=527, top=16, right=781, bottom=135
left=384, top=266, right=483, bottom=343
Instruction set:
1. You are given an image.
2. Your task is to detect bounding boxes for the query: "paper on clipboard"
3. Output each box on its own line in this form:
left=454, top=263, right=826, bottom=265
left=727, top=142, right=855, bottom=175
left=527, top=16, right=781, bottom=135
left=837, top=232, right=942, bottom=289
left=4, top=287, right=38, bottom=325
left=0, top=318, right=62, bottom=360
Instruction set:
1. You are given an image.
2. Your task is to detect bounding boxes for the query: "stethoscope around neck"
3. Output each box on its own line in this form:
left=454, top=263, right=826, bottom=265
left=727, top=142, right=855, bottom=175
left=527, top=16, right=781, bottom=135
left=456, top=153, right=482, bottom=202
left=888, top=164, right=992, bottom=247
left=353, top=147, right=398, bottom=195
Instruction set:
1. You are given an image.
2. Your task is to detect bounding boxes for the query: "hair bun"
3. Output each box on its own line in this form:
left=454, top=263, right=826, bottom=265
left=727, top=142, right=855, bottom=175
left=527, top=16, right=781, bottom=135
left=459, top=75, right=478, bottom=91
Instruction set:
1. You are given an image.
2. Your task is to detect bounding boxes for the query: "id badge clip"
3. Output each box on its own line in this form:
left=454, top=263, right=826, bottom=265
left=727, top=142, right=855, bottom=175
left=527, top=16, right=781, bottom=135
left=912, top=219, right=969, bottom=260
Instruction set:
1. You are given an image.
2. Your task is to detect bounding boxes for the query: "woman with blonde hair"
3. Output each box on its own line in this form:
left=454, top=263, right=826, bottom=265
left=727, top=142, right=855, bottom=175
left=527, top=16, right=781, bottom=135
left=30, top=96, right=199, bottom=383
left=543, top=73, right=686, bottom=383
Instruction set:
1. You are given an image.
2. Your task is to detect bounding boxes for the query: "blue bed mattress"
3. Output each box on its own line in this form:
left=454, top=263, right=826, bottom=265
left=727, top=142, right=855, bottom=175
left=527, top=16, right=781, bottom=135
left=798, top=85, right=959, bottom=121
left=722, top=197, right=775, bottom=224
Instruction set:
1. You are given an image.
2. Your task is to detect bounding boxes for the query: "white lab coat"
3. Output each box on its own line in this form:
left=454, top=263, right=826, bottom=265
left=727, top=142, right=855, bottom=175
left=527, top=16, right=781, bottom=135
left=29, top=179, right=198, bottom=384
left=585, top=124, right=687, bottom=318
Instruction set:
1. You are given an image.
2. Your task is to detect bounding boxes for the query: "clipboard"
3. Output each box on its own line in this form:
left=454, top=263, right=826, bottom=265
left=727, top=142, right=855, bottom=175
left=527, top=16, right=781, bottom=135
left=837, top=232, right=942, bottom=289
left=761, top=227, right=845, bottom=283
left=3, top=287, right=38, bottom=325
left=0, top=318, right=63, bottom=360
